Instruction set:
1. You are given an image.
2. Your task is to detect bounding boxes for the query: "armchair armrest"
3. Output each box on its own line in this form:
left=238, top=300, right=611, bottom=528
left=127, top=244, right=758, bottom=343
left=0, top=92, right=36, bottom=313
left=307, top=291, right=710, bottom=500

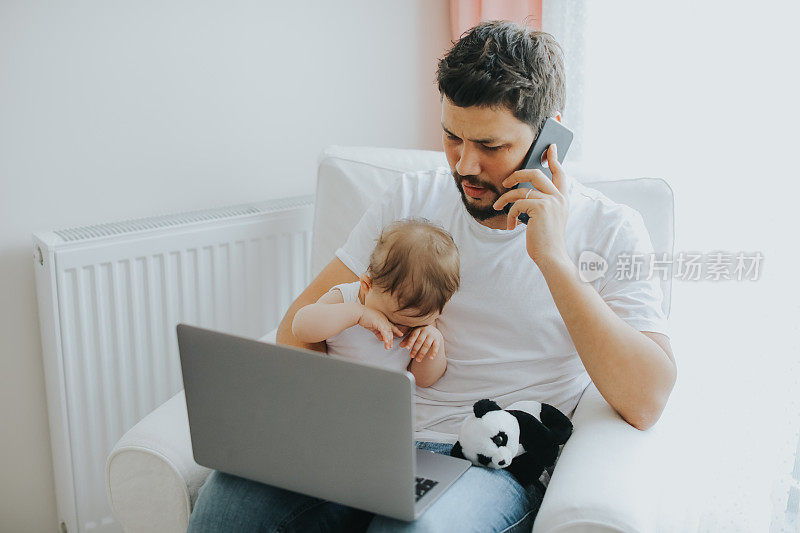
left=533, top=383, right=665, bottom=533
left=106, top=328, right=278, bottom=532
left=106, top=389, right=207, bottom=532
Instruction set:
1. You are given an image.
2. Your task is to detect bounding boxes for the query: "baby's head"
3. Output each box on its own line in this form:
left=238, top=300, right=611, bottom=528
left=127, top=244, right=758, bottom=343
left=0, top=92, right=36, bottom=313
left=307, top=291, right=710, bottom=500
left=360, top=218, right=460, bottom=334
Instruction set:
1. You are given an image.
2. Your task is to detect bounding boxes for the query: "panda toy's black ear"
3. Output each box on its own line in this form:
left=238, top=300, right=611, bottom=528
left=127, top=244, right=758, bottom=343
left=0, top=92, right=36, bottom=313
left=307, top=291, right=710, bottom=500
left=450, top=441, right=466, bottom=459
left=540, top=403, right=573, bottom=445
left=473, top=399, right=502, bottom=418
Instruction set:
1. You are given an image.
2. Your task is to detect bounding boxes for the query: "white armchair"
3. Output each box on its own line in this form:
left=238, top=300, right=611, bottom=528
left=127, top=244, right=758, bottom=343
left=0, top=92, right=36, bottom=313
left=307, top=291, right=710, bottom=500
left=107, top=146, right=678, bottom=532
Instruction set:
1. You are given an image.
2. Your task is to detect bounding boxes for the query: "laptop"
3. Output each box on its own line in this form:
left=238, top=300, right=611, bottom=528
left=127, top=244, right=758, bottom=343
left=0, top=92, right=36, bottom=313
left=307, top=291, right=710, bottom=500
left=176, top=323, right=471, bottom=521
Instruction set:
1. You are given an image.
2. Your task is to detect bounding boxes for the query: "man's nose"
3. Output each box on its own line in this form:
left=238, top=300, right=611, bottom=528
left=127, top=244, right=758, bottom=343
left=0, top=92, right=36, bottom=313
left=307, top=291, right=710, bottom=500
left=456, top=144, right=481, bottom=177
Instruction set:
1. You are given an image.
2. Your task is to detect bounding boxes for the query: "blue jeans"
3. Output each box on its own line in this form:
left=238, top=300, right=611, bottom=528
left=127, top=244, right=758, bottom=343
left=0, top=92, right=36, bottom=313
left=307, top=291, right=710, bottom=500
left=187, top=441, right=545, bottom=532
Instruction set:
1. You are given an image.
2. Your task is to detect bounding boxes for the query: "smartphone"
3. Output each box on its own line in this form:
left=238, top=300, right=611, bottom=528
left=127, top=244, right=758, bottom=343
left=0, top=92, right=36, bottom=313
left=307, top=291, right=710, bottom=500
left=514, top=117, right=574, bottom=224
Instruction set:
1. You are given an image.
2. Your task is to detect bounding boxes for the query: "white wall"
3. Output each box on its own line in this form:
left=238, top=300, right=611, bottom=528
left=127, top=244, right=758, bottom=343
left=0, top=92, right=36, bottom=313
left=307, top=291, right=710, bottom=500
left=0, top=2, right=450, bottom=530
left=570, top=2, right=800, bottom=529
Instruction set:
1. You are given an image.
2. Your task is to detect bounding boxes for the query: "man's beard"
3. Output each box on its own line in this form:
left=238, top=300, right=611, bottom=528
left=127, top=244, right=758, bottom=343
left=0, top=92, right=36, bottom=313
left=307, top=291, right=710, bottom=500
left=452, top=170, right=512, bottom=221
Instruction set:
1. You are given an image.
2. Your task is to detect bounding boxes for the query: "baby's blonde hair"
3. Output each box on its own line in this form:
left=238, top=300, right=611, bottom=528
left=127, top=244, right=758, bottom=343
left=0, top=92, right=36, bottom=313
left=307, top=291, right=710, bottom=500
left=367, top=218, right=460, bottom=318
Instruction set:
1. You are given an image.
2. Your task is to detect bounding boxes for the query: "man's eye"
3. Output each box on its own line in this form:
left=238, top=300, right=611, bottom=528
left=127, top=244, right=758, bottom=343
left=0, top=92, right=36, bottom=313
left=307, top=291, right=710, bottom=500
left=482, top=145, right=502, bottom=152
left=446, top=134, right=461, bottom=142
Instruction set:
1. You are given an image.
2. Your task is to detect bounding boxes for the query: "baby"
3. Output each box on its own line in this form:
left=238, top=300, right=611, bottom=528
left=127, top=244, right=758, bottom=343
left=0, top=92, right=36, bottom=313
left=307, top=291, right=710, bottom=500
left=292, top=218, right=460, bottom=388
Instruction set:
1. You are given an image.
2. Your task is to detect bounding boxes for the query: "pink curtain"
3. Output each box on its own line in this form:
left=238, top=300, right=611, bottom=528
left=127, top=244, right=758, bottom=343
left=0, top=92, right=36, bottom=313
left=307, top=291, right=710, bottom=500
left=450, top=0, right=542, bottom=40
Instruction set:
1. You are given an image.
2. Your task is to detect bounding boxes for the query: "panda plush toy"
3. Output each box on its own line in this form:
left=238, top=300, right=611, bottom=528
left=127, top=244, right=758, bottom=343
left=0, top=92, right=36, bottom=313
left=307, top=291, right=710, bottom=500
left=450, top=399, right=573, bottom=491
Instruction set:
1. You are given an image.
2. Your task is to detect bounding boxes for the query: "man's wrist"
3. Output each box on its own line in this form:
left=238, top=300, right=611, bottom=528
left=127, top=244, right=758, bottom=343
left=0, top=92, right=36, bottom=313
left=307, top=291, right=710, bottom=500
left=536, top=250, right=578, bottom=280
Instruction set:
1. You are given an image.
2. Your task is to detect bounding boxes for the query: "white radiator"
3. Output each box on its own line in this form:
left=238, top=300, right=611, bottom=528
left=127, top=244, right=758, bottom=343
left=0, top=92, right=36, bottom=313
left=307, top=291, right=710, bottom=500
left=32, top=195, right=314, bottom=533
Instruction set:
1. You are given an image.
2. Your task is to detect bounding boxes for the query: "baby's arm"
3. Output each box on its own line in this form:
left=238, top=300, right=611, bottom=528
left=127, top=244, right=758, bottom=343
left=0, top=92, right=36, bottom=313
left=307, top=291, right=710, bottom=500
left=403, top=325, right=447, bottom=388
left=294, top=289, right=405, bottom=348
left=291, top=289, right=364, bottom=343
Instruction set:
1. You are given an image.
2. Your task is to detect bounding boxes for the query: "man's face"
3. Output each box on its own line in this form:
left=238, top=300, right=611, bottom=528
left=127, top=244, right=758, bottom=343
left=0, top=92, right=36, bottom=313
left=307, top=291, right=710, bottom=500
left=441, top=97, right=535, bottom=223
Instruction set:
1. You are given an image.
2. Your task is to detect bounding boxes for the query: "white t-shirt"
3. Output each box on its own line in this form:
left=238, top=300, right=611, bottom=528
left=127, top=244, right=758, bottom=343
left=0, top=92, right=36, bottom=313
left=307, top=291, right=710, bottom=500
left=336, top=168, right=670, bottom=443
left=324, top=281, right=412, bottom=372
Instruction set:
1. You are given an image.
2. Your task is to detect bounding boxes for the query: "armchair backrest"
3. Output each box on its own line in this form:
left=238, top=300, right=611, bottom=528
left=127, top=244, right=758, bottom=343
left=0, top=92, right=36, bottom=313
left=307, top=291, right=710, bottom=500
left=312, top=146, right=673, bottom=318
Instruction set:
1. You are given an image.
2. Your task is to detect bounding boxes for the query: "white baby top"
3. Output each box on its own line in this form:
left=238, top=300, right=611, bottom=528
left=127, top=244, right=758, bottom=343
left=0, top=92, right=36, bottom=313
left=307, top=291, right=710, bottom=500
left=324, top=281, right=412, bottom=373
left=336, top=168, right=670, bottom=443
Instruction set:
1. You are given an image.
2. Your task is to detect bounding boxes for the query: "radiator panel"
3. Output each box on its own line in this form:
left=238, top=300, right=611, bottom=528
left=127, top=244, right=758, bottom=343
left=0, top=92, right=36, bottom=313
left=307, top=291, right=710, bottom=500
left=34, top=197, right=314, bottom=532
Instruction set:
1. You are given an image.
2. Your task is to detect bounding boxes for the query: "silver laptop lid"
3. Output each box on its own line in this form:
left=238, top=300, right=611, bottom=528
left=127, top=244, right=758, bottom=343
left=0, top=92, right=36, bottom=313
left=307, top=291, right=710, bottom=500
left=177, top=323, right=417, bottom=518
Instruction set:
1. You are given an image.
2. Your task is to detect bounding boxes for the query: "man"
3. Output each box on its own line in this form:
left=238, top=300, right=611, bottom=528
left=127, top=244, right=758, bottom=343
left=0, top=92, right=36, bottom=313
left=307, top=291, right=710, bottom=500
left=188, top=21, right=676, bottom=532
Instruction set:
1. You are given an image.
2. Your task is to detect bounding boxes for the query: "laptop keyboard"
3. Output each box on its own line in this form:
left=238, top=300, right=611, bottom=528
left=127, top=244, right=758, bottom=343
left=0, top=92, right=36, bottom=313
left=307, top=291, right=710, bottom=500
left=415, top=477, right=439, bottom=502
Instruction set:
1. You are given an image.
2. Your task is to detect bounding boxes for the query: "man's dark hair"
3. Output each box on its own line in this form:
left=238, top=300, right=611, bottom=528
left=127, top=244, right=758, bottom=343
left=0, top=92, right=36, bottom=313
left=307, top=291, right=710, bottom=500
left=437, top=20, right=566, bottom=135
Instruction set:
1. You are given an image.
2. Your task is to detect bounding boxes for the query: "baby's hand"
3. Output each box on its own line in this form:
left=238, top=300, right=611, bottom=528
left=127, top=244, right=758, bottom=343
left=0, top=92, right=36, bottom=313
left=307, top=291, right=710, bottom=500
left=401, top=325, right=444, bottom=362
left=357, top=307, right=404, bottom=350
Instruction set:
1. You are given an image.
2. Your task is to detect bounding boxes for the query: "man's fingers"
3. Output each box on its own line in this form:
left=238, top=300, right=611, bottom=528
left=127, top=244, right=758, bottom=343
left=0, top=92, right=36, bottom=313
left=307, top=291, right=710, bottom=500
left=506, top=208, right=517, bottom=231
left=492, top=186, right=546, bottom=211
left=392, top=325, right=404, bottom=338
left=506, top=199, right=544, bottom=230
left=502, top=168, right=558, bottom=197
left=528, top=169, right=559, bottom=196
left=500, top=167, right=546, bottom=188
left=546, top=144, right=567, bottom=193
left=507, top=198, right=541, bottom=220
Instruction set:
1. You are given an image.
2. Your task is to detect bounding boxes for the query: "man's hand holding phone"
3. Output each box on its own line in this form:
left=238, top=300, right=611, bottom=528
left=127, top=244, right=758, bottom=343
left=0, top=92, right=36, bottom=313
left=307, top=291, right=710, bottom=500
left=493, top=144, right=571, bottom=265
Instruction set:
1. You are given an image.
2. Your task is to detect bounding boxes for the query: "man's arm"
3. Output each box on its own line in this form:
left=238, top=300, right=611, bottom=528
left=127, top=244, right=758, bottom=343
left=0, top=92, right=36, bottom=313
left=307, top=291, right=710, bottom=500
left=537, top=253, right=677, bottom=431
left=276, top=257, right=359, bottom=352
left=494, top=147, right=676, bottom=431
